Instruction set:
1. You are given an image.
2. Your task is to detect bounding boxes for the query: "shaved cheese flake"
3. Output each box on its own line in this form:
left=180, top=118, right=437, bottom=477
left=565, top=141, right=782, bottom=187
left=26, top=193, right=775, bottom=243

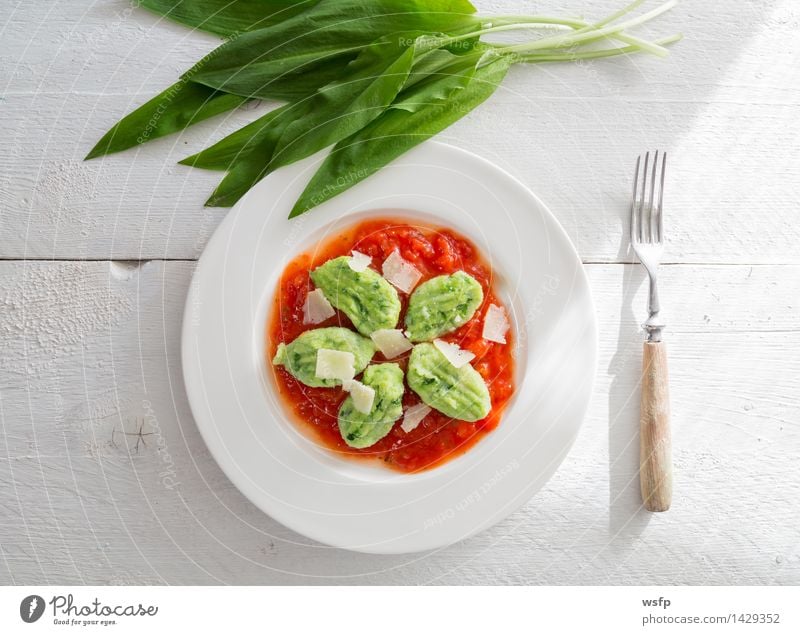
left=348, top=250, right=372, bottom=272
left=370, top=329, right=413, bottom=358
left=433, top=338, right=475, bottom=369
left=348, top=380, right=375, bottom=414
left=482, top=303, right=510, bottom=344
left=302, top=288, right=335, bottom=324
left=382, top=249, right=422, bottom=293
left=400, top=403, right=431, bottom=433
left=315, top=349, right=355, bottom=383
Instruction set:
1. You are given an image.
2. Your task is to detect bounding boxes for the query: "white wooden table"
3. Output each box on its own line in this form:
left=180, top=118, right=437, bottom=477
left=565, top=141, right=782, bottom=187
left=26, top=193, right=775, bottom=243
left=2, top=0, right=799, bottom=585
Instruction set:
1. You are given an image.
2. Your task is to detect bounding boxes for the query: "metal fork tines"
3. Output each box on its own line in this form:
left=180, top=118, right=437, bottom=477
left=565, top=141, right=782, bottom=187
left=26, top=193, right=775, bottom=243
left=630, top=150, right=667, bottom=342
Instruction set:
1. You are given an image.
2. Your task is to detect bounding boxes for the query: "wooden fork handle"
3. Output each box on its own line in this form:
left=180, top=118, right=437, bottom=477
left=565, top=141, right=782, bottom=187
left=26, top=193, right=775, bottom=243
left=639, top=341, right=672, bottom=512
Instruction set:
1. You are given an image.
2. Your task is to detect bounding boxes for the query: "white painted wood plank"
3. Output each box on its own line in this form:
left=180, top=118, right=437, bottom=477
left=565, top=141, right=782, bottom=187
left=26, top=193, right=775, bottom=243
left=2, top=0, right=798, bottom=588
left=1, top=0, right=798, bottom=261
left=1, top=261, right=798, bottom=584
left=1, top=0, right=220, bottom=96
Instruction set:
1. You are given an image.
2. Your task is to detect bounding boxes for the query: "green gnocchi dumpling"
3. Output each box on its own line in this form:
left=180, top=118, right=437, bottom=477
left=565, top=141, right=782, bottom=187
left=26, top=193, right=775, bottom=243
left=406, top=343, right=491, bottom=422
left=272, top=327, right=375, bottom=388
left=404, top=271, right=483, bottom=341
left=310, top=256, right=401, bottom=336
left=338, top=363, right=405, bottom=448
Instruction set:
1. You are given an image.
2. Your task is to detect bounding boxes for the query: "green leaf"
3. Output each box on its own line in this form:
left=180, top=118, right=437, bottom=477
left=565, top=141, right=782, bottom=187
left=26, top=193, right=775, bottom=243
left=183, top=35, right=436, bottom=172
left=188, top=52, right=359, bottom=102
left=140, top=0, right=321, bottom=37
left=202, top=34, right=427, bottom=207
left=203, top=102, right=309, bottom=206
left=179, top=103, right=294, bottom=170
left=184, top=0, right=479, bottom=99
left=290, top=51, right=512, bottom=217
left=271, top=35, right=428, bottom=168
left=391, top=46, right=481, bottom=110
left=88, top=43, right=355, bottom=161
left=399, top=46, right=472, bottom=92
left=85, top=81, right=247, bottom=160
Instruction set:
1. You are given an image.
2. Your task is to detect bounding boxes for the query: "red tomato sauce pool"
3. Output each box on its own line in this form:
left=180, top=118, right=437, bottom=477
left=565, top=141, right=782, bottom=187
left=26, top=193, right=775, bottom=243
left=268, top=218, right=515, bottom=473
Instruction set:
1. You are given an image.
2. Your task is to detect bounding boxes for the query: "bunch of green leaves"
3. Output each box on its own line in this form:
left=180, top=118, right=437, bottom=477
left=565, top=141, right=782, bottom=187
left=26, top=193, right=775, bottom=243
left=86, top=0, right=680, bottom=217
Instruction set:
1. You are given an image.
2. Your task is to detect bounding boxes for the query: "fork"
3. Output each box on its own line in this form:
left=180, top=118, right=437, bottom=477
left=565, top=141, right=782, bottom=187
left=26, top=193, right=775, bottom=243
left=630, top=150, right=672, bottom=512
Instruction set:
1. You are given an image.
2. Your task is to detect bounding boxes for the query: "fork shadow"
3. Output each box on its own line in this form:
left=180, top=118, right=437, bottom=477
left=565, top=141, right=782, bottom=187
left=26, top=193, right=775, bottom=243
left=607, top=214, right=652, bottom=538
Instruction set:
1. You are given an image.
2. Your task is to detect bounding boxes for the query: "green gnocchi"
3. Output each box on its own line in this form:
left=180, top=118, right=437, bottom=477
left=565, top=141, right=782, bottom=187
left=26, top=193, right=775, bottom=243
left=272, top=327, right=375, bottom=387
left=311, top=256, right=401, bottom=336
left=338, top=363, right=405, bottom=448
left=404, top=271, right=483, bottom=341
left=406, top=342, right=491, bottom=422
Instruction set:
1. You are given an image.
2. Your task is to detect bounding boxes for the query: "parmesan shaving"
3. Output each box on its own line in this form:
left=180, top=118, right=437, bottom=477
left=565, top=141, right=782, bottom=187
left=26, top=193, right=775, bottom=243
left=400, top=403, right=431, bottom=433
left=370, top=329, right=413, bottom=358
left=433, top=338, right=475, bottom=369
left=382, top=249, right=422, bottom=293
left=348, top=250, right=372, bottom=272
left=315, top=349, right=355, bottom=383
left=348, top=380, right=375, bottom=414
left=482, top=303, right=510, bottom=344
left=302, top=288, right=335, bottom=324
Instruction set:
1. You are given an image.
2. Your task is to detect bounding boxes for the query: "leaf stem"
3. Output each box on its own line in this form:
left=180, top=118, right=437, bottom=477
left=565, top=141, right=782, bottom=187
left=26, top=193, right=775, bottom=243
left=481, top=16, right=588, bottom=30
left=501, top=0, right=678, bottom=56
left=511, top=33, right=682, bottom=63
left=464, top=0, right=677, bottom=60
left=485, top=20, right=669, bottom=57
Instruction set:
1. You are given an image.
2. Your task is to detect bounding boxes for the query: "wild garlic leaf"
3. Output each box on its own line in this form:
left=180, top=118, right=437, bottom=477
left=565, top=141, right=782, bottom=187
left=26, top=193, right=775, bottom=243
left=179, top=103, right=295, bottom=171
left=194, top=53, right=360, bottom=102
left=85, top=82, right=246, bottom=160
left=185, top=35, right=436, bottom=172
left=399, top=47, right=472, bottom=92
left=270, top=34, right=430, bottom=169
left=203, top=34, right=433, bottom=206
left=203, top=101, right=312, bottom=206
left=290, top=52, right=512, bottom=217
left=185, top=0, right=479, bottom=99
left=90, top=54, right=357, bottom=162
left=140, top=0, right=321, bottom=37
left=391, top=47, right=483, bottom=111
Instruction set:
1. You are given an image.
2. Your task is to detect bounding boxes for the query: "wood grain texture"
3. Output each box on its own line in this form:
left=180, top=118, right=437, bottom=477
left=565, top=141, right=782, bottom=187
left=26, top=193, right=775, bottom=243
left=1, top=262, right=798, bottom=585
left=639, top=341, right=672, bottom=512
left=2, top=0, right=799, bottom=586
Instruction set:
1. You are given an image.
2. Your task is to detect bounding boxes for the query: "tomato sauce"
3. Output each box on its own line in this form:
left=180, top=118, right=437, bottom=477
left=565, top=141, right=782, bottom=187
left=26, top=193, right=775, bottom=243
left=268, top=218, right=515, bottom=473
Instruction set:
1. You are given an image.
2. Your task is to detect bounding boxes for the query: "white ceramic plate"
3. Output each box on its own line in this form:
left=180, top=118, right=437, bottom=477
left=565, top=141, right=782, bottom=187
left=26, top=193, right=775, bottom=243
left=182, top=142, right=597, bottom=554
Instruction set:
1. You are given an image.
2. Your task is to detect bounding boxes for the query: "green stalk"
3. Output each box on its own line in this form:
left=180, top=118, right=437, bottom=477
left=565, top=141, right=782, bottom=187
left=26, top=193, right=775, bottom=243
left=482, top=15, right=587, bottom=29
left=480, top=0, right=666, bottom=56
left=485, top=20, right=669, bottom=57
left=441, top=0, right=677, bottom=61
left=503, top=0, right=678, bottom=56
left=592, top=0, right=648, bottom=27
left=513, top=34, right=682, bottom=63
